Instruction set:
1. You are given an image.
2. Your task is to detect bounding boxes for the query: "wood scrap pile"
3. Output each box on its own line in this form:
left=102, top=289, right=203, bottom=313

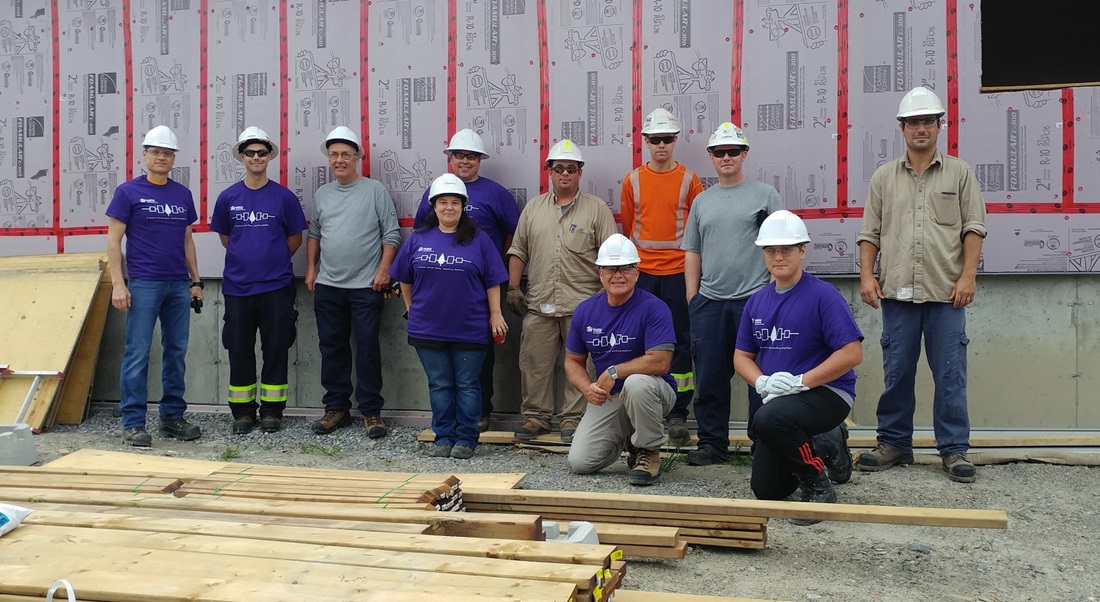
left=0, top=253, right=111, bottom=429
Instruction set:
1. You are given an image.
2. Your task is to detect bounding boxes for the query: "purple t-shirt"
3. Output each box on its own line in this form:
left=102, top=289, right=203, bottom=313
left=735, top=272, right=864, bottom=398
left=566, top=289, right=677, bottom=395
left=105, top=175, right=197, bottom=280
left=210, top=180, right=308, bottom=296
left=413, top=176, right=520, bottom=252
left=389, top=227, right=509, bottom=345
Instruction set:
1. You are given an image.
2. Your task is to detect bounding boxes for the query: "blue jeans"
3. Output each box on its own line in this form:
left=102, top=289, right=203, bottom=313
left=637, top=271, right=693, bottom=420
left=119, top=279, right=191, bottom=429
left=688, top=293, right=762, bottom=459
left=414, top=345, right=487, bottom=448
left=876, top=299, right=970, bottom=456
left=314, top=284, right=385, bottom=414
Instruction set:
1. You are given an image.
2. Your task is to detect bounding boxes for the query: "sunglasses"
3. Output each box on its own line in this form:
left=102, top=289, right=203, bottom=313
left=599, top=265, right=637, bottom=275
left=710, top=148, right=745, bottom=158
left=902, top=117, right=940, bottom=129
left=241, top=149, right=271, bottom=158
left=646, top=135, right=677, bottom=145
left=550, top=164, right=580, bottom=174
left=450, top=151, right=482, bottom=161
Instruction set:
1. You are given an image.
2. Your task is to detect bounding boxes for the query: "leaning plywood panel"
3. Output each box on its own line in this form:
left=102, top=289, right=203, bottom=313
left=53, top=267, right=113, bottom=425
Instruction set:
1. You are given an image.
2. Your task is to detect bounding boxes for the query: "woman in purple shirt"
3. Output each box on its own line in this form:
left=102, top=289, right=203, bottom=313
left=390, top=174, right=509, bottom=459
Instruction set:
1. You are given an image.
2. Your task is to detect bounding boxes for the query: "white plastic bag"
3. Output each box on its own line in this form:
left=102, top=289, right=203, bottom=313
left=0, top=502, right=32, bottom=537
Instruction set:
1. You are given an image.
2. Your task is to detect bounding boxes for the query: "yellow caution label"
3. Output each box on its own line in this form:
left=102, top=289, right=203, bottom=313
left=610, top=549, right=623, bottom=561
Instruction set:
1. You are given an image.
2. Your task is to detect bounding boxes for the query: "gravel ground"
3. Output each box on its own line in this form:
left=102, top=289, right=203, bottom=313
left=21, top=408, right=1100, bottom=602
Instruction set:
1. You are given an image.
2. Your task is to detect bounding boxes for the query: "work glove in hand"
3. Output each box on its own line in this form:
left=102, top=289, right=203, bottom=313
left=754, top=375, right=771, bottom=397
left=506, top=287, right=528, bottom=316
left=761, top=373, right=808, bottom=404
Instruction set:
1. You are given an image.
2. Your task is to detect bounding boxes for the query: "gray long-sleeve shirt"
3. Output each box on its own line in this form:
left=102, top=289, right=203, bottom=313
left=308, top=177, right=401, bottom=289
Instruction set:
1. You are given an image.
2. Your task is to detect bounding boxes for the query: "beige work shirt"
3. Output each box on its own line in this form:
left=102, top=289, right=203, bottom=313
left=508, top=191, right=616, bottom=316
left=857, top=151, right=987, bottom=303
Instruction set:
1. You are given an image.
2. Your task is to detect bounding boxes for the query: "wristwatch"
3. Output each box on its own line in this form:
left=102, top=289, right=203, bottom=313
left=190, top=281, right=204, bottom=289
left=606, top=365, right=619, bottom=380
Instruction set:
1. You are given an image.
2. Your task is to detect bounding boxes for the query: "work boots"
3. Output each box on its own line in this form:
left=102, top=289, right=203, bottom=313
left=364, top=414, right=388, bottom=439
left=942, top=453, right=977, bottom=483
left=628, top=448, right=661, bottom=486
left=559, top=419, right=580, bottom=444
left=514, top=419, right=550, bottom=441
left=232, top=415, right=255, bottom=435
left=812, top=424, right=853, bottom=484
left=857, top=444, right=914, bottom=471
left=791, top=470, right=838, bottom=526
left=160, top=418, right=201, bottom=441
left=259, top=415, right=283, bottom=433
left=666, top=417, right=690, bottom=447
left=122, top=427, right=152, bottom=447
left=312, top=410, right=352, bottom=435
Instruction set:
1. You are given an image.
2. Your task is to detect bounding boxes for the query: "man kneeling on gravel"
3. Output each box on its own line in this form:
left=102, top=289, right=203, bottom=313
left=733, top=211, right=862, bottom=524
left=565, top=234, right=678, bottom=486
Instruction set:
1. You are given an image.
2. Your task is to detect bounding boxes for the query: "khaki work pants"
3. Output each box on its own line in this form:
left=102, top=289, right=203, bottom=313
left=518, top=312, right=585, bottom=429
left=567, top=374, right=676, bottom=474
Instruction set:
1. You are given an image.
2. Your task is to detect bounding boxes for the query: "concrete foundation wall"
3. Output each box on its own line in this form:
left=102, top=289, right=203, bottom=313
left=91, top=275, right=1098, bottom=429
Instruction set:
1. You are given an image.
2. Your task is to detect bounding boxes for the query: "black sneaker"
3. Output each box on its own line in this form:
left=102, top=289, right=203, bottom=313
left=813, top=424, right=853, bottom=484
left=686, top=445, right=727, bottom=466
left=791, top=471, right=838, bottom=526
left=122, top=427, right=152, bottom=447
left=259, top=415, right=282, bottom=433
left=160, top=417, right=201, bottom=441
left=312, top=410, right=352, bottom=435
left=232, top=415, right=255, bottom=435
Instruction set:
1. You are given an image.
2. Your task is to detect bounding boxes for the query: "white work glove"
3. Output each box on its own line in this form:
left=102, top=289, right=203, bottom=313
left=754, top=375, right=771, bottom=397
left=760, top=373, right=808, bottom=404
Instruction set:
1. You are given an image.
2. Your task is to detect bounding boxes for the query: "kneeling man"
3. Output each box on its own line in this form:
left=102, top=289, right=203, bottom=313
left=565, top=234, right=677, bottom=486
left=733, top=211, right=863, bottom=523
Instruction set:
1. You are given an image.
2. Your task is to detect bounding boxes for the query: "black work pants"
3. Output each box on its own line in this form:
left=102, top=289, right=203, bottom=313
left=222, top=285, right=298, bottom=418
left=748, top=387, right=849, bottom=500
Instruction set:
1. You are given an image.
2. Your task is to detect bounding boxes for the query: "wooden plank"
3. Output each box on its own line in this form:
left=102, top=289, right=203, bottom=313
left=681, top=535, right=767, bottom=550
left=614, top=590, right=789, bottom=602
left=20, top=509, right=615, bottom=567
left=0, top=538, right=579, bottom=602
left=0, top=488, right=544, bottom=540
left=174, top=489, right=442, bottom=506
left=616, top=540, right=688, bottom=559
left=677, top=526, right=767, bottom=541
left=8, top=525, right=602, bottom=591
left=586, top=522, right=680, bottom=547
left=0, top=566, right=554, bottom=602
left=53, top=269, right=112, bottom=425
left=462, top=487, right=1008, bottom=529
left=464, top=502, right=768, bottom=525
left=0, top=378, right=60, bottom=428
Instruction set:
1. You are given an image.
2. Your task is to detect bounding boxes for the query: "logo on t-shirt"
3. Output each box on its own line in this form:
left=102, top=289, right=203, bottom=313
left=142, top=204, right=188, bottom=216
left=139, top=197, right=157, bottom=204
left=754, top=325, right=799, bottom=343
left=414, top=252, right=472, bottom=266
left=586, top=332, right=636, bottom=348
left=230, top=210, right=276, bottom=224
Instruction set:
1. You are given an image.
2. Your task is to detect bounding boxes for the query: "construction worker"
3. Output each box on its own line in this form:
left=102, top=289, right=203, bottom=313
left=106, top=125, right=203, bottom=447
left=305, top=126, right=401, bottom=437
left=392, top=174, right=509, bottom=459
left=566, top=234, right=677, bottom=486
left=507, top=140, right=617, bottom=443
left=682, top=122, right=783, bottom=466
left=412, top=129, right=520, bottom=431
left=733, top=211, right=862, bottom=523
left=856, top=87, right=987, bottom=483
left=210, top=127, right=307, bottom=435
left=620, top=108, right=703, bottom=446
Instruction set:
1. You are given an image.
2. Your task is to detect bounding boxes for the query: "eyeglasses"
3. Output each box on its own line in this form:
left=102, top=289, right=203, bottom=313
left=646, top=135, right=677, bottom=145
left=241, top=149, right=271, bottom=158
left=450, top=151, right=482, bottom=161
left=328, top=151, right=358, bottom=161
left=599, top=265, right=637, bottom=274
left=762, top=246, right=800, bottom=257
left=144, top=148, right=176, bottom=158
left=902, top=117, right=940, bottom=129
left=710, top=148, right=745, bottom=158
left=550, top=164, right=579, bottom=174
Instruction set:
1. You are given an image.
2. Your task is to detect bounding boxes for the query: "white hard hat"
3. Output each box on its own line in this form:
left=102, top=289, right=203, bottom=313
left=142, top=125, right=179, bottom=151
left=428, top=173, right=468, bottom=204
left=233, top=126, right=279, bottom=163
left=546, top=139, right=584, bottom=166
left=595, top=233, right=641, bottom=267
left=321, top=126, right=361, bottom=157
left=755, top=210, right=811, bottom=247
left=641, top=108, right=681, bottom=135
left=445, top=129, right=489, bottom=158
left=897, top=87, right=945, bottom=120
left=707, top=122, right=750, bottom=149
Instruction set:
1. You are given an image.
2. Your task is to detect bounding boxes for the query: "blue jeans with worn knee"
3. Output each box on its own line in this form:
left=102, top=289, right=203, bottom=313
left=876, top=299, right=970, bottom=456
left=119, top=279, right=191, bottom=429
left=415, top=345, right=487, bottom=449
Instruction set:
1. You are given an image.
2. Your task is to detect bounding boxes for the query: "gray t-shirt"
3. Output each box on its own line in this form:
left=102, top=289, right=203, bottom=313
left=308, top=177, right=401, bottom=289
left=681, top=179, right=783, bottom=300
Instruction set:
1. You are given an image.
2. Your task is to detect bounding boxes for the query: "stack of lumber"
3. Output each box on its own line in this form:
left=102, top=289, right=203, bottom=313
left=0, top=461, right=630, bottom=601
left=0, top=253, right=111, bottom=429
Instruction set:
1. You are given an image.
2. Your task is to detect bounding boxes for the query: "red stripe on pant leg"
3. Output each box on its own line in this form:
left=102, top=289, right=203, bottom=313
left=799, top=442, right=825, bottom=473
